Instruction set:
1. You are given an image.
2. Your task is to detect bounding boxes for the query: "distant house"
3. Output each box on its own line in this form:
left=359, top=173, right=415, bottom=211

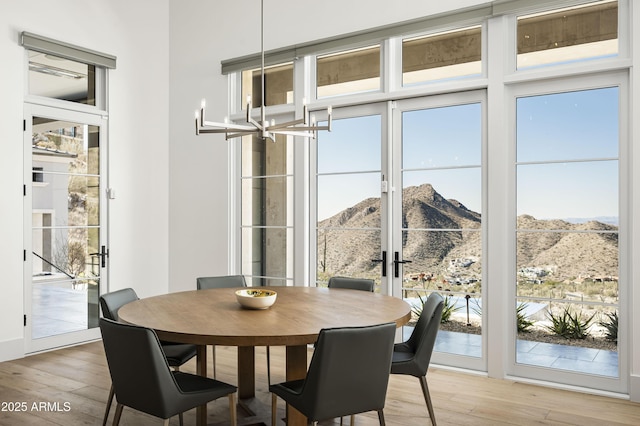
left=31, top=145, right=76, bottom=277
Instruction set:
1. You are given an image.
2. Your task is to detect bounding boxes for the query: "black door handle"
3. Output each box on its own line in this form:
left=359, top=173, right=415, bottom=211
left=371, top=251, right=387, bottom=277
left=90, top=245, right=109, bottom=268
left=393, top=251, right=412, bottom=278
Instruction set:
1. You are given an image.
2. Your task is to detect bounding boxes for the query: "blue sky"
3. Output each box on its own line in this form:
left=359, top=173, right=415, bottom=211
left=317, top=87, right=619, bottom=222
left=516, top=87, right=619, bottom=220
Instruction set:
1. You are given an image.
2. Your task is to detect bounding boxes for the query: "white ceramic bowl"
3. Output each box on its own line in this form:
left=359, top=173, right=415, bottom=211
left=235, top=289, right=277, bottom=309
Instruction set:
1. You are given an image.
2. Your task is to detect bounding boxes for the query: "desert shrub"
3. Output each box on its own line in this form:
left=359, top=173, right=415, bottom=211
left=545, top=307, right=595, bottom=339
left=411, top=293, right=461, bottom=324
left=599, top=311, right=618, bottom=343
left=440, top=294, right=461, bottom=323
left=516, top=302, right=535, bottom=333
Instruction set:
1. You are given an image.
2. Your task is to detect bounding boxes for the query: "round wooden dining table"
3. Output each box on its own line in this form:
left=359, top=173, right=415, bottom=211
left=118, top=286, right=411, bottom=426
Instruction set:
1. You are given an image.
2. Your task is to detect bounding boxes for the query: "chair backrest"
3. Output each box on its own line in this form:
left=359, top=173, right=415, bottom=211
left=99, top=318, right=180, bottom=419
left=300, top=322, right=396, bottom=421
left=327, top=276, right=374, bottom=292
left=197, top=275, right=247, bottom=290
left=405, top=292, right=444, bottom=375
left=99, top=288, right=139, bottom=321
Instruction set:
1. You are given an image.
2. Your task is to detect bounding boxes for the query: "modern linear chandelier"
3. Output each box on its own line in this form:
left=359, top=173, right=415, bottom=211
left=195, top=0, right=332, bottom=142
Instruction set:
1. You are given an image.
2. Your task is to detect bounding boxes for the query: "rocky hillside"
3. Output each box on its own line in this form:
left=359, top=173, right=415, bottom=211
left=317, top=183, right=618, bottom=283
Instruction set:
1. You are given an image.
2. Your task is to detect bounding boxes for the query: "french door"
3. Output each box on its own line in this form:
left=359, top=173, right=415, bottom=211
left=314, top=91, right=486, bottom=370
left=24, top=104, right=108, bottom=353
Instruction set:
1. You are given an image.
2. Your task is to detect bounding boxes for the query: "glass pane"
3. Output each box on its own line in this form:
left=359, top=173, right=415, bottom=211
left=317, top=115, right=381, bottom=174
left=31, top=116, right=101, bottom=340
left=246, top=276, right=292, bottom=287
left=403, top=103, right=482, bottom=169
left=517, top=88, right=619, bottom=163
left=516, top=301, right=618, bottom=377
left=517, top=231, right=618, bottom=302
left=241, top=62, right=293, bottom=108
left=241, top=227, right=292, bottom=281
left=517, top=1, right=618, bottom=69
left=28, top=51, right=96, bottom=105
left=403, top=26, right=481, bottom=86
left=401, top=230, right=481, bottom=286
left=241, top=176, right=293, bottom=227
left=517, top=161, right=618, bottom=221
left=403, top=169, right=482, bottom=219
left=32, top=277, right=100, bottom=339
left=317, top=173, right=381, bottom=224
left=241, top=133, right=291, bottom=177
left=317, top=45, right=380, bottom=98
left=316, top=228, right=381, bottom=287
left=33, top=121, right=100, bottom=175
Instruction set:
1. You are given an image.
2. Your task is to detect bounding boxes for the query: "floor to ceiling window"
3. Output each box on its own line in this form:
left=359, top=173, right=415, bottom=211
left=510, top=78, right=625, bottom=391
left=228, top=0, right=629, bottom=395
left=239, top=65, right=295, bottom=287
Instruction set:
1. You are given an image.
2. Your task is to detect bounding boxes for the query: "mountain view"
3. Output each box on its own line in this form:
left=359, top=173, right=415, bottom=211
left=317, top=183, right=619, bottom=285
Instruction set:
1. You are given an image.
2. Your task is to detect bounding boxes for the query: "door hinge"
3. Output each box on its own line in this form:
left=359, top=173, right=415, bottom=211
left=23, top=184, right=26, bottom=196
left=23, top=119, right=26, bottom=132
left=23, top=250, right=26, bottom=262
left=24, top=315, right=27, bottom=327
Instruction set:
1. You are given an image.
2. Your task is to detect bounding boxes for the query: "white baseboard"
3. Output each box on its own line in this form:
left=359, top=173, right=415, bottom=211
left=0, top=338, right=24, bottom=363
left=629, top=374, right=640, bottom=402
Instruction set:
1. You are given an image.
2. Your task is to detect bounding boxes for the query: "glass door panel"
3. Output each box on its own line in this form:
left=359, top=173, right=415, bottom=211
left=26, top=107, right=106, bottom=351
left=315, top=109, right=386, bottom=290
left=395, top=95, right=485, bottom=369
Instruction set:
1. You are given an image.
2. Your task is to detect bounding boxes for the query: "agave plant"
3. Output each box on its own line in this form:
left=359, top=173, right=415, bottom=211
left=545, top=306, right=595, bottom=340
left=516, top=302, right=535, bottom=333
left=411, top=292, right=461, bottom=324
left=599, top=311, right=618, bottom=343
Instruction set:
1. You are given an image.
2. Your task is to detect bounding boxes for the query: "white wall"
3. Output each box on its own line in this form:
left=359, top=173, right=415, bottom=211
left=0, top=0, right=170, bottom=360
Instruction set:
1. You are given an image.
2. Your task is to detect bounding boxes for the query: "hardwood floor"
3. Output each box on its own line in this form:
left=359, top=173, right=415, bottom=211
left=0, top=341, right=639, bottom=425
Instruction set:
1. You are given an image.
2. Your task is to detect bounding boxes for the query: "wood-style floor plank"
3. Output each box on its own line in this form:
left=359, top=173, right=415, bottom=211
left=0, top=341, right=638, bottom=425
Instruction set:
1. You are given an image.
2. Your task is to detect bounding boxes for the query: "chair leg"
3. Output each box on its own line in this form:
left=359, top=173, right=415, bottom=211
left=266, top=346, right=271, bottom=386
left=112, top=402, right=124, bottom=426
left=351, top=414, right=356, bottom=424
left=178, top=412, right=184, bottom=426
left=377, top=409, right=385, bottom=426
left=102, top=384, right=114, bottom=426
left=419, top=375, right=437, bottom=425
left=163, top=419, right=170, bottom=426
left=212, top=345, right=217, bottom=378
left=271, top=393, right=277, bottom=426
left=229, top=393, right=237, bottom=426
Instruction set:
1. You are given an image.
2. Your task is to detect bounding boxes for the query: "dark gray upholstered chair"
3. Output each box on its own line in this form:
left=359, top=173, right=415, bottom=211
left=327, top=276, right=375, bottom=292
left=99, top=318, right=237, bottom=426
left=196, top=274, right=247, bottom=290
left=391, top=292, right=444, bottom=425
left=196, top=275, right=248, bottom=379
left=99, top=288, right=197, bottom=426
left=326, top=275, right=375, bottom=424
left=270, top=323, right=396, bottom=426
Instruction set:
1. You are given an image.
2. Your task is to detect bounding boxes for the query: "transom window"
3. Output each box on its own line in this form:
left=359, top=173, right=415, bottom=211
left=517, top=0, right=618, bottom=69
left=316, top=45, right=381, bottom=98
left=402, top=26, right=482, bottom=86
